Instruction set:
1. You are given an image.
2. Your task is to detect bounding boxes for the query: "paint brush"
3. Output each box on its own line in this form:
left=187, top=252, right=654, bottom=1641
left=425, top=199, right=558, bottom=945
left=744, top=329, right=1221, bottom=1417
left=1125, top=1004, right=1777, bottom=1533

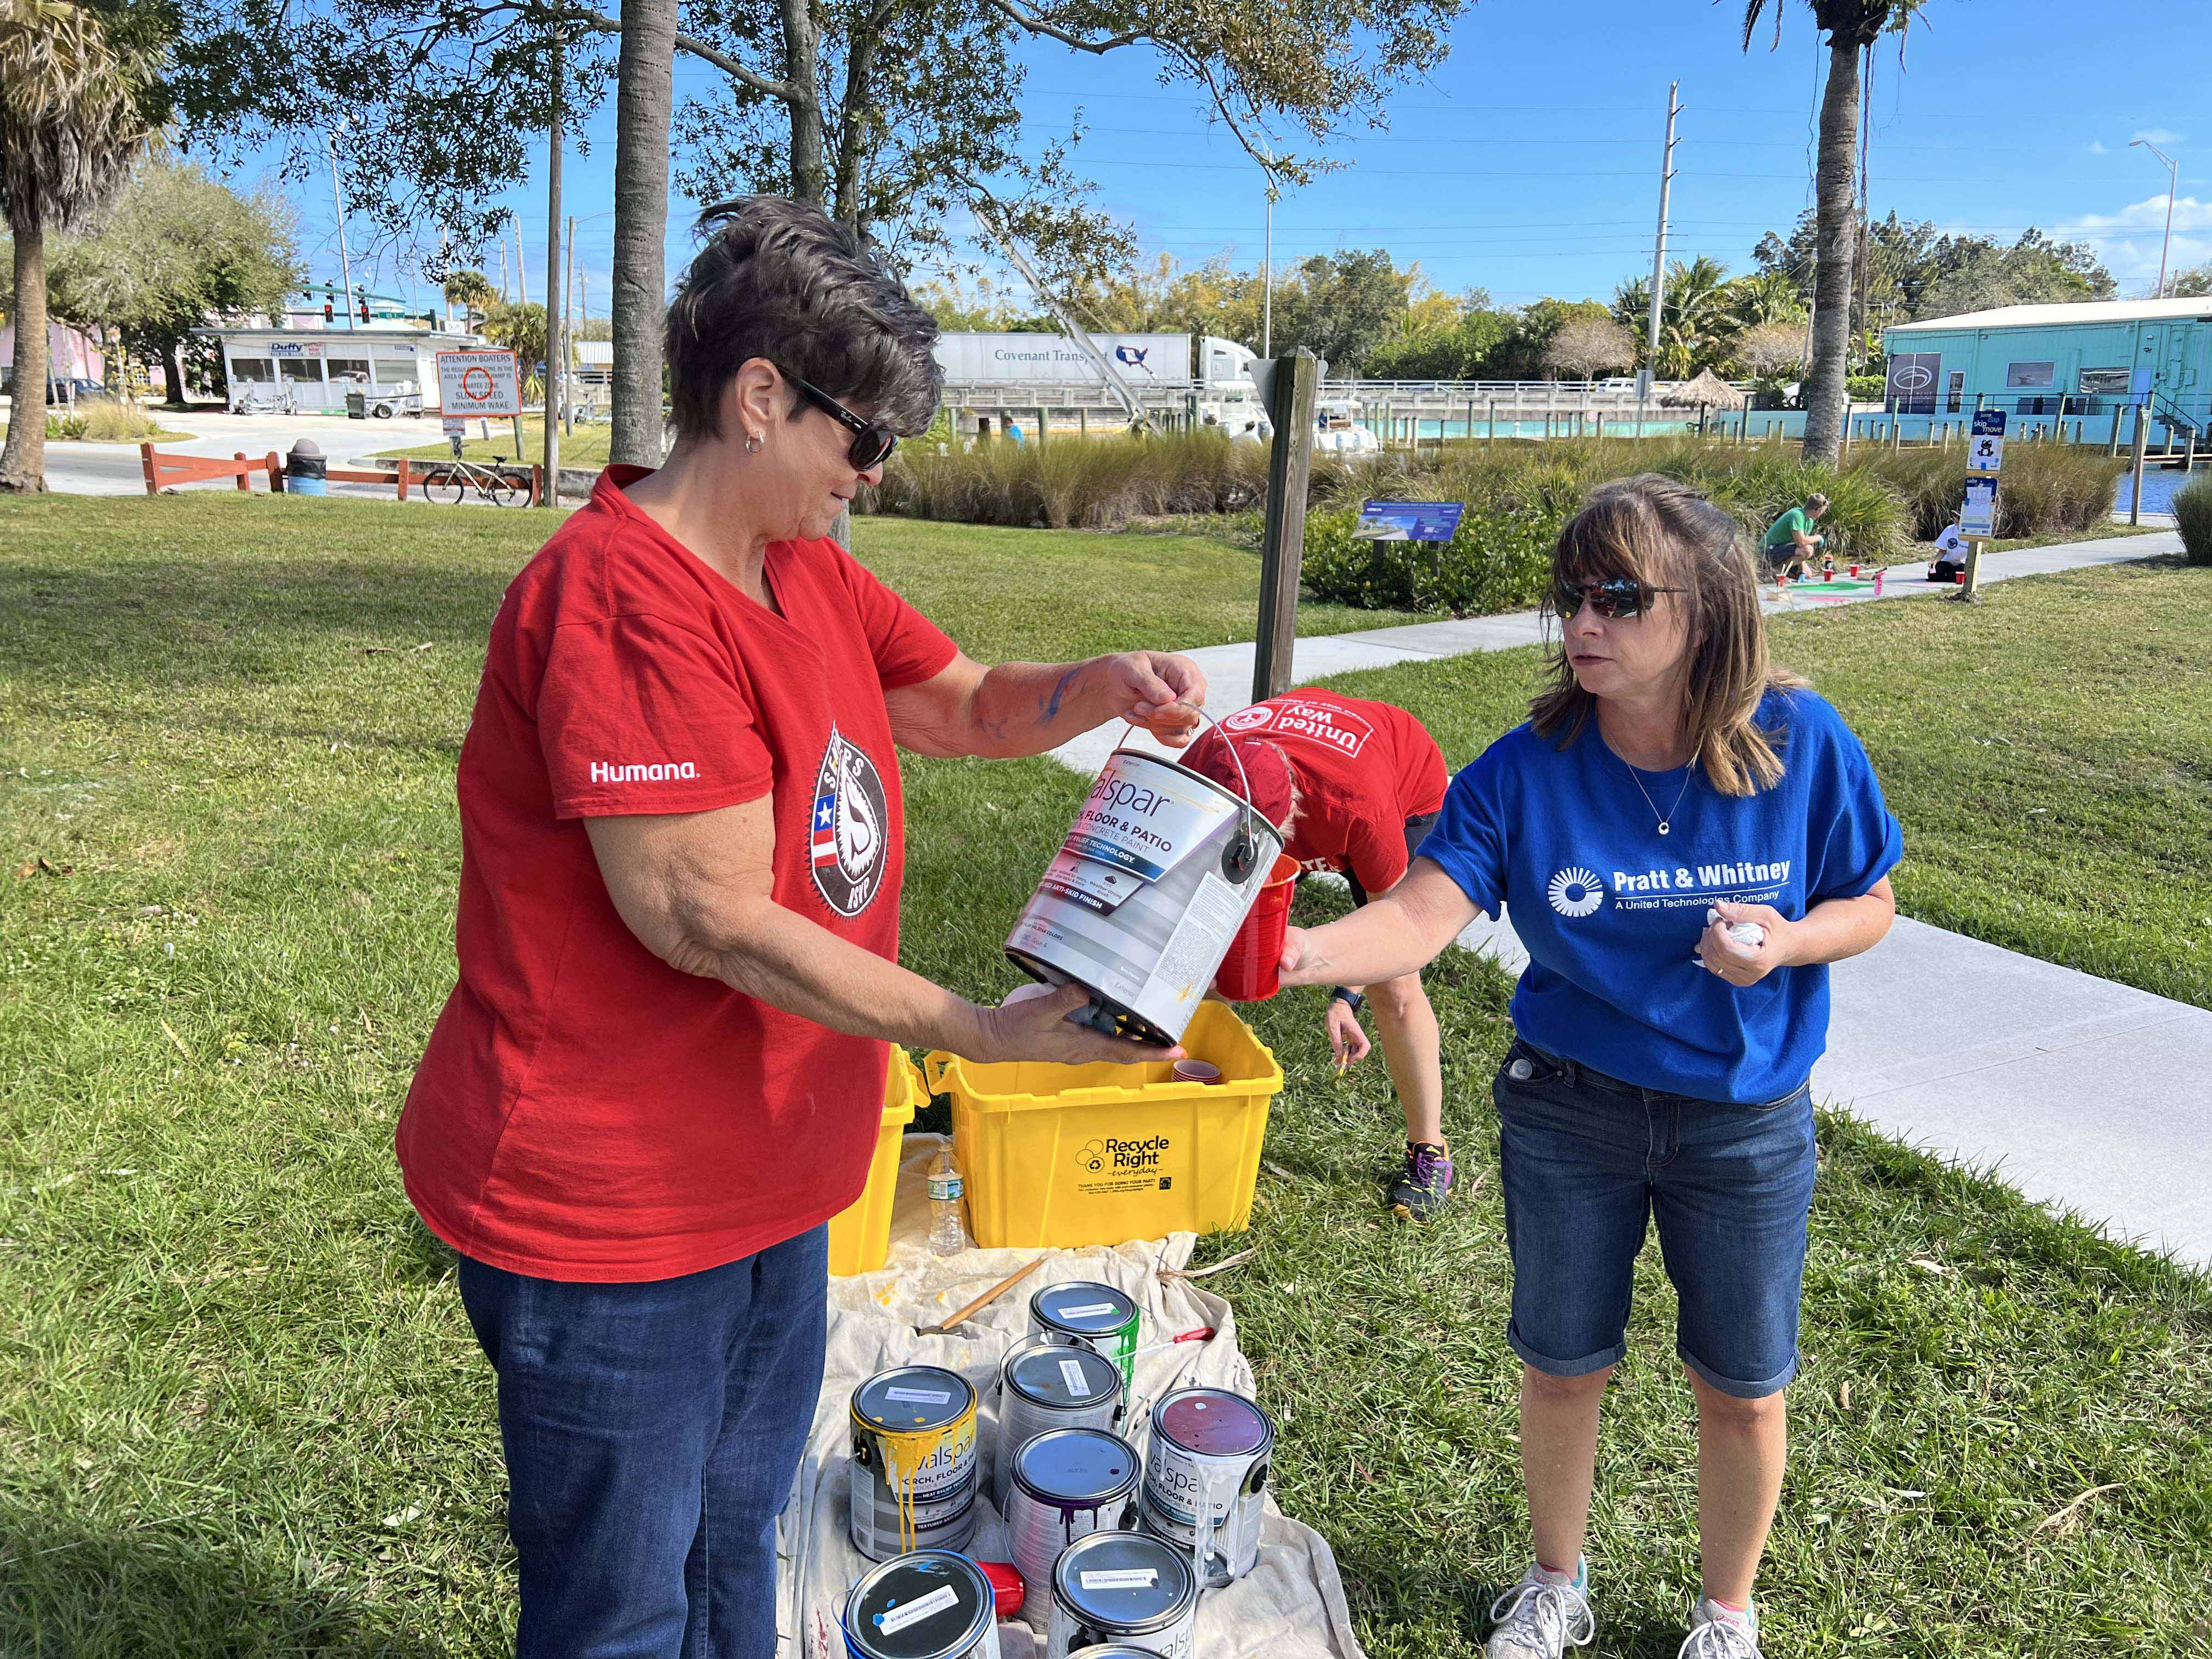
left=923, top=1256, right=1043, bottom=1335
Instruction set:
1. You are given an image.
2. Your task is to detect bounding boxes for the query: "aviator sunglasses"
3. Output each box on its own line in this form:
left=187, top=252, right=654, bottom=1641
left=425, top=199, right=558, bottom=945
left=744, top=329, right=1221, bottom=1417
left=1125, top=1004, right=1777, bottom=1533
left=785, top=371, right=899, bottom=470
left=1551, top=575, right=1686, bottom=620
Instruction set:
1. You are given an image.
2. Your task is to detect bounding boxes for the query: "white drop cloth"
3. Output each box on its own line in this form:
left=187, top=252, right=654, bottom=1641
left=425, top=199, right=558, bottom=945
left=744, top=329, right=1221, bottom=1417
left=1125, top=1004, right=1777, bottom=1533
left=778, top=1135, right=1367, bottom=1659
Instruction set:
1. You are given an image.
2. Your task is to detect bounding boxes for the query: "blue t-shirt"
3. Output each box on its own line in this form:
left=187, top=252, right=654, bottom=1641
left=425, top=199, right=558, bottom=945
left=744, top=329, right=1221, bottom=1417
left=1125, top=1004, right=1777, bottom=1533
left=1420, top=687, right=1903, bottom=1103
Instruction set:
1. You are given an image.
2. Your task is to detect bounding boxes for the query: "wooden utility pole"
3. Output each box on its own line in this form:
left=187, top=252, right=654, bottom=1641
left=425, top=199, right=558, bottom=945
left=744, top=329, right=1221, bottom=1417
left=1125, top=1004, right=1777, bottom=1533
left=2129, top=404, right=2151, bottom=525
left=1252, top=349, right=1324, bottom=702
left=543, top=35, right=565, bottom=495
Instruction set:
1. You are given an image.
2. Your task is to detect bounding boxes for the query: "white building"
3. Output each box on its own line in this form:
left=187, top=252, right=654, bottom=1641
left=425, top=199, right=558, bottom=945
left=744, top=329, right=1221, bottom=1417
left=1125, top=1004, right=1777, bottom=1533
left=193, top=323, right=486, bottom=415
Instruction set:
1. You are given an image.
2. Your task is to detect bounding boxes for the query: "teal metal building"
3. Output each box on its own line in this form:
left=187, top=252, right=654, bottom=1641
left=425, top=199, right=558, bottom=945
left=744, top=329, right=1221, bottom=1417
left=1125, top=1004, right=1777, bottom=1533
left=1880, top=296, right=2210, bottom=444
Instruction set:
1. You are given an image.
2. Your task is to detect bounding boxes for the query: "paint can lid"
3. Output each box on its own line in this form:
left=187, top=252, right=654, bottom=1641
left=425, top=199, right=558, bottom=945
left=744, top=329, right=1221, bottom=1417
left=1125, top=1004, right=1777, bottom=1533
left=1012, top=1428, right=1141, bottom=1506
left=1154, top=1387, right=1273, bottom=1458
left=1031, top=1282, right=1137, bottom=1338
left=1007, top=1344, right=1121, bottom=1410
left=843, top=1551, right=996, bottom=1659
left=1052, top=1530, right=1197, bottom=1631
left=853, top=1365, right=975, bottom=1434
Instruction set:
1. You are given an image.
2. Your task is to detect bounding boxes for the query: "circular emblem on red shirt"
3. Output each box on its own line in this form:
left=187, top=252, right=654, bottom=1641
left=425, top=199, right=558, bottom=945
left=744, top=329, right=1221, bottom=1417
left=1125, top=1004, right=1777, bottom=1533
left=1221, top=704, right=1276, bottom=732
left=811, top=726, right=890, bottom=917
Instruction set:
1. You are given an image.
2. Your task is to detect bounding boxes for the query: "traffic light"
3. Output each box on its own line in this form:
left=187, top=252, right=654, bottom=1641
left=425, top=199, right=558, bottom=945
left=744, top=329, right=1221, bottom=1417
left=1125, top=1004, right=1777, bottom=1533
left=358, top=295, right=371, bottom=323
left=323, top=300, right=334, bottom=324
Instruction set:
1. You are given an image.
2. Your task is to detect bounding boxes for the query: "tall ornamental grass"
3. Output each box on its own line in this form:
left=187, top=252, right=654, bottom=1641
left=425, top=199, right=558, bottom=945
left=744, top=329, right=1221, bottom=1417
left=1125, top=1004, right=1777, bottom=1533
left=2174, top=476, right=2212, bottom=566
left=865, top=430, right=1269, bottom=528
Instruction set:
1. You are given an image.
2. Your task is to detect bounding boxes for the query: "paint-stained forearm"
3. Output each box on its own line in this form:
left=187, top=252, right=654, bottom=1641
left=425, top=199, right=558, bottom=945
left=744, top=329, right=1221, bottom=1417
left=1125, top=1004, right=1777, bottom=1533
left=966, top=652, right=1206, bottom=758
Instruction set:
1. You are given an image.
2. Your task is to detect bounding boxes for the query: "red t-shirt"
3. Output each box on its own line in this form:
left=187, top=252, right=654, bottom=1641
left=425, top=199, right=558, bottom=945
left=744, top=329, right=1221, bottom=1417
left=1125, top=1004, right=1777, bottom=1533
left=1205, top=689, right=1448, bottom=894
left=397, top=467, right=960, bottom=1282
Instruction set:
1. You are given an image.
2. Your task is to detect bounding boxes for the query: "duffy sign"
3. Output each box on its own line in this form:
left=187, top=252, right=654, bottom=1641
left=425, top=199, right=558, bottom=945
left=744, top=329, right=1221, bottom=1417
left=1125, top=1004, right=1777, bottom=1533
left=435, top=349, right=522, bottom=417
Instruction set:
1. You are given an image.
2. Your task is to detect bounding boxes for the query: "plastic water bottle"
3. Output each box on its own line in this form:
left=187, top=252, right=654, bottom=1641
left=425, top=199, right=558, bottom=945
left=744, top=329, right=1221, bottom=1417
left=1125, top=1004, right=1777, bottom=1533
left=928, top=1151, right=969, bottom=1257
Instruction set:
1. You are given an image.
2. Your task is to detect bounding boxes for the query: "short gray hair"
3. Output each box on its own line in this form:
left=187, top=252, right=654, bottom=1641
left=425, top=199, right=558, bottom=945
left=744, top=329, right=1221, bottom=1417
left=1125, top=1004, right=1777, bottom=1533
left=665, top=197, right=944, bottom=439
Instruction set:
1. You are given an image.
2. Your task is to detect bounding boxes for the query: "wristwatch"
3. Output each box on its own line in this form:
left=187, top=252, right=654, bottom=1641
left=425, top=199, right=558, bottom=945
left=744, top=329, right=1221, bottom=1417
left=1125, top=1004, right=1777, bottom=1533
left=1330, top=988, right=1365, bottom=1013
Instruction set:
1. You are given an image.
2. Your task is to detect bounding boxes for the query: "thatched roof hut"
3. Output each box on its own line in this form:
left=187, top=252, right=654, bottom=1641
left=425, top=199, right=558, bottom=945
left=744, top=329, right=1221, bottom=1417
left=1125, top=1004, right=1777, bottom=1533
left=1657, top=369, right=1748, bottom=411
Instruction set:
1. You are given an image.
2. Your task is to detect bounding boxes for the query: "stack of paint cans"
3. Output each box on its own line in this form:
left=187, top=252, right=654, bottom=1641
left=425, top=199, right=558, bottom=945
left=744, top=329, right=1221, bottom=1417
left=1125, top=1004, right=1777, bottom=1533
left=850, top=1365, right=981, bottom=1562
left=1136, top=1387, right=1274, bottom=1588
left=995, top=1336, right=1126, bottom=1512
left=1043, top=1531, right=1198, bottom=1659
left=1029, top=1281, right=1141, bottom=1397
left=1003, top=1427, right=1142, bottom=1626
left=844, top=1550, right=1002, bottom=1659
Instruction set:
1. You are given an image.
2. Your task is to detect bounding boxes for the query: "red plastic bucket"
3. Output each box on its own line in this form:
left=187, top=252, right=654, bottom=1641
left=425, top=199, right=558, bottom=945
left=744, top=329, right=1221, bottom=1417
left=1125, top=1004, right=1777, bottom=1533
left=1212, top=854, right=1299, bottom=1001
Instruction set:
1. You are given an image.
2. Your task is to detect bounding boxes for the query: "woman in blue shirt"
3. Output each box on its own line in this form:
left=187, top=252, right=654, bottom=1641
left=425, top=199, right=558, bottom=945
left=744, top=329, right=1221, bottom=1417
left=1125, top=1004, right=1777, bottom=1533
left=1279, top=475, right=1902, bottom=1659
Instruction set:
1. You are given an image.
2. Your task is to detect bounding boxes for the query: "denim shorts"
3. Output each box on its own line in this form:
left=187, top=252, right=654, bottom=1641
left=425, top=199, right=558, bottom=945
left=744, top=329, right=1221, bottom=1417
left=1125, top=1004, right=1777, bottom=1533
left=1492, top=1036, right=1816, bottom=1400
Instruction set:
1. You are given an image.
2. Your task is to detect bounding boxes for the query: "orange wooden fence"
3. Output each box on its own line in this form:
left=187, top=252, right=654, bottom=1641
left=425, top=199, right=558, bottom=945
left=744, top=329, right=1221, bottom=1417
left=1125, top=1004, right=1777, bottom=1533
left=138, top=445, right=543, bottom=505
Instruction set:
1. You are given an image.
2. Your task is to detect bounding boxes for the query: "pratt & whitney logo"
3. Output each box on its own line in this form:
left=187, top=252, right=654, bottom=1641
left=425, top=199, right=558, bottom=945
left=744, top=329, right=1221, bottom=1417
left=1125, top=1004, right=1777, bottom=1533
left=810, top=725, right=889, bottom=917
left=1547, top=866, right=1605, bottom=919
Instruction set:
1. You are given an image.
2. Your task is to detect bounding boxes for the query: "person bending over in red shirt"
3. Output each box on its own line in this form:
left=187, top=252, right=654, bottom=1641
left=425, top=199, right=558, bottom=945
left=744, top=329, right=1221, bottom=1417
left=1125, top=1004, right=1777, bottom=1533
left=1187, top=689, right=1454, bottom=1218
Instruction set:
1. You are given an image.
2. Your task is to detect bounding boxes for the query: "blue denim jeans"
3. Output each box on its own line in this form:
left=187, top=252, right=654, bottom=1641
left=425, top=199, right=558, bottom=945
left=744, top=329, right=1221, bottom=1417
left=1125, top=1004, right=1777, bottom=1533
left=1492, top=1037, right=1816, bottom=1400
left=457, top=1226, right=830, bottom=1659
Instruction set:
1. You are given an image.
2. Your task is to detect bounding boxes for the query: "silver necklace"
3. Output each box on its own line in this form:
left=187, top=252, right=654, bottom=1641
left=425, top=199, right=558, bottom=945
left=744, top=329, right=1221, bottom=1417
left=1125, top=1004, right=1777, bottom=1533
left=1620, top=753, right=1696, bottom=836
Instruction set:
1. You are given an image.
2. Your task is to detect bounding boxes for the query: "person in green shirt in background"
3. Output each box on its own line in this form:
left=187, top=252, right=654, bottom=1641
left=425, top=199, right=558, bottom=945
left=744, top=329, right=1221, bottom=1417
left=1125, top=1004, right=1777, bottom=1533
left=1760, top=493, right=1828, bottom=586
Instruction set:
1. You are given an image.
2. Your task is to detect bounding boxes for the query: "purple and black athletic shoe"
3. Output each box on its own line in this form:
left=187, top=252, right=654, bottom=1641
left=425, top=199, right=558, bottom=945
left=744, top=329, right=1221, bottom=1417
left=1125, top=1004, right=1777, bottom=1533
left=1389, top=1141, right=1454, bottom=1221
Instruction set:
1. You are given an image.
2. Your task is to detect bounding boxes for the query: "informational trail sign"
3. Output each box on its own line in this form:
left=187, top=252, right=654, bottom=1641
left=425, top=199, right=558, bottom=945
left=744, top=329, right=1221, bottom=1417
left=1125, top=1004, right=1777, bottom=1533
left=1352, top=500, right=1466, bottom=542
left=1955, top=410, right=2006, bottom=596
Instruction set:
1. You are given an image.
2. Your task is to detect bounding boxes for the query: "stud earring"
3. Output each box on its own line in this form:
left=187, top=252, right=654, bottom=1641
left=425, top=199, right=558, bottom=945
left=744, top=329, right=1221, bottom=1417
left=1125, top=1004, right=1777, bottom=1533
left=744, top=432, right=762, bottom=453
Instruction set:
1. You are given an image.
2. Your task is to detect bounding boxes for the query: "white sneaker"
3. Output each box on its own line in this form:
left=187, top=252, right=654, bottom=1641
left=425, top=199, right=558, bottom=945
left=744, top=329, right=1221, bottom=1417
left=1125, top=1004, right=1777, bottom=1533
left=1678, top=1597, right=1763, bottom=1659
left=1485, top=1561, right=1595, bottom=1659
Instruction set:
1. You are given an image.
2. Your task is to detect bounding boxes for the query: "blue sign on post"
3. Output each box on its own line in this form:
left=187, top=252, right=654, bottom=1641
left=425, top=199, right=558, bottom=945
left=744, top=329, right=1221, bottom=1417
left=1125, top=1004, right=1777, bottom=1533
left=1970, top=409, right=2006, bottom=438
left=1353, top=500, right=1466, bottom=542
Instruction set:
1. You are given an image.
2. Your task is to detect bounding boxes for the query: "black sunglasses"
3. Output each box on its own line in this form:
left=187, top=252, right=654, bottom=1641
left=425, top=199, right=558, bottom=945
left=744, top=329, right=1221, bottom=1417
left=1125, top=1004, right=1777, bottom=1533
left=1551, top=575, right=1688, bottom=620
left=785, top=372, right=898, bottom=470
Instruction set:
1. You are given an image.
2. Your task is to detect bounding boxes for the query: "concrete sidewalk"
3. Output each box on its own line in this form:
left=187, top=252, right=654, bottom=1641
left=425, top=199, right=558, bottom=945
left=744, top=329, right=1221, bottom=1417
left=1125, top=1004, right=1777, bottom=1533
left=1049, top=528, right=2211, bottom=1269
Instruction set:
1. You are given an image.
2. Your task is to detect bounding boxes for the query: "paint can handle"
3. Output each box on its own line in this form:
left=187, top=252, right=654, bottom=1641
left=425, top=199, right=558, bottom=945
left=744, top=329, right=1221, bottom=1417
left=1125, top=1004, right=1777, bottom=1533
left=1116, top=704, right=1268, bottom=879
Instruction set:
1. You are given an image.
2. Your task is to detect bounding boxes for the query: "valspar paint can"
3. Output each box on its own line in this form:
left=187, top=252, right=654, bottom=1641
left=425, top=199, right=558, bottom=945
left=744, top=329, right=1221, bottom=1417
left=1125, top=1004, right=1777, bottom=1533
left=1137, top=1387, right=1273, bottom=1588
left=995, top=1338, right=1127, bottom=1514
left=1006, top=744, right=1284, bottom=1047
left=843, top=1550, right=1003, bottom=1659
left=1044, top=1530, right=1198, bottom=1659
left=1028, top=1282, right=1141, bottom=1398
left=850, top=1366, right=981, bottom=1562
left=1005, top=1427, right=1142, bottom=1628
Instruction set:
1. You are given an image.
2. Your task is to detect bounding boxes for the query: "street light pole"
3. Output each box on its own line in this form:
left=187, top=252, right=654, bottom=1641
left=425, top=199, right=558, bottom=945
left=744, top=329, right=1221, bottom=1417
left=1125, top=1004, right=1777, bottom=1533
left=325, top=131, right=357, bottom=331
left=1263, top=187, right=1273, bottom=358
left=2131, top=138, right=2179, bottom=298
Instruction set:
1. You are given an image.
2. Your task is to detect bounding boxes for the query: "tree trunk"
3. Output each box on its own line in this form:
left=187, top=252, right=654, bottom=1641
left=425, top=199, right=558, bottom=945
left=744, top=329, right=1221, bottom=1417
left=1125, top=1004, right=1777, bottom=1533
left=1, top=223, right=50, bottom=493
left=784, top=0, right=826, bottom=205
left=611, top=0, right=678, bottom=467
left=829, top=13, right=892, bottom=232
left=162, top=337, right=190, bottom=409
left=1801, top=30, right=1860, bottom=466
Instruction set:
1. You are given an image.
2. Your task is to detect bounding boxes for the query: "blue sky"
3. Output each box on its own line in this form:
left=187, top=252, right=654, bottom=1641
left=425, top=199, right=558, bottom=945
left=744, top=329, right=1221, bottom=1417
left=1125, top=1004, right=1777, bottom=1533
left=270, top=0, right=2212, bottom=321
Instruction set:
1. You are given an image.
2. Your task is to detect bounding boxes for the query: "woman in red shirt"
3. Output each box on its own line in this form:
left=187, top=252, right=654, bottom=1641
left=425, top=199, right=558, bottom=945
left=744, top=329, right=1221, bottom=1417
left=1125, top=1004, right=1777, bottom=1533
left=1187, top=690, right=1453, bottom=1218
left=397, top=197, right=1204, bottom=1659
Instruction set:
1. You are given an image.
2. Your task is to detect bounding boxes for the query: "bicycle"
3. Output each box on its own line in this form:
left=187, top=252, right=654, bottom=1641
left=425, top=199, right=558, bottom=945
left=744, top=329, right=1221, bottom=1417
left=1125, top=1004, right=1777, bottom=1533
left=427, top=455, right=526, bottom=507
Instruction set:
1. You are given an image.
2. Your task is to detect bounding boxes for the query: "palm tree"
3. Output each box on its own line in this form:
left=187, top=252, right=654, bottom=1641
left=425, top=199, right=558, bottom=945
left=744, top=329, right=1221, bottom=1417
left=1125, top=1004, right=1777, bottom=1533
left=1740, top=0, right=1915, bottom=464
left=1614, top=256, right=1737, bottom=377
left=442, top=267, right=495, bottom=335
left=1728, top=268, right=1808, bottom=329
left=1, top=0, right=159, bottom=492
left=610, top=0, right=675, bottom=467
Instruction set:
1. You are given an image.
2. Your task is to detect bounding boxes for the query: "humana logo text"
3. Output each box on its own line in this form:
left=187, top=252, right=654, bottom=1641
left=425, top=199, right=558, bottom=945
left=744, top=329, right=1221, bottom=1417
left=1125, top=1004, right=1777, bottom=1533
left=589, top=760, right=699, bottom=783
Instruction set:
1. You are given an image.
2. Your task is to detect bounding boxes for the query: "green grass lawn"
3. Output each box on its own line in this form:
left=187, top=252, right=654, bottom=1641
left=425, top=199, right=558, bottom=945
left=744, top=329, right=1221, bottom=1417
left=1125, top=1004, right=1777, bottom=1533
left=2, top=494, right=2206, bottom=1655
left=382, top=416, right=612, bottom=470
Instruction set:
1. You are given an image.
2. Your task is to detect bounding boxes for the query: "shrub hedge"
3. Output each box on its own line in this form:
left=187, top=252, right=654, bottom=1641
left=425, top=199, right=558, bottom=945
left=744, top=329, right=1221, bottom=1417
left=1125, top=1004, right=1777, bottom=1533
left=2175, top=476, right=2212, bottom=566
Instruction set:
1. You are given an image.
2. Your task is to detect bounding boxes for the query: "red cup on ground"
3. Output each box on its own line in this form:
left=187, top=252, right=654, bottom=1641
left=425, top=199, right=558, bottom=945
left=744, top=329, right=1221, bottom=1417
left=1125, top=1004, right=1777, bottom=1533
left=1955, top=571, right=1966, bottom=585
left=1212, top=853, right=1299, bottom=1001
left=1849, top=563, right=1860, bottom=577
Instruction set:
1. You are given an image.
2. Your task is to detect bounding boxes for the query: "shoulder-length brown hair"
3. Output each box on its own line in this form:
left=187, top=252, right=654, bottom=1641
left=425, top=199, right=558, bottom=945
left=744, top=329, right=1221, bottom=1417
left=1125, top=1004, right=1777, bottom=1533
left=1530, top=474, right=1804, bottom=796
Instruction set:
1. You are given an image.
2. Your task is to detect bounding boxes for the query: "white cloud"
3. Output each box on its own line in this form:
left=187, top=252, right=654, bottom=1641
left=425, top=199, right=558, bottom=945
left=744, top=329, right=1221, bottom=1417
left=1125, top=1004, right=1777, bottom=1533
left=2061, top=194, right=2212, bottom=235
left=2132, top=128, right=2186, bottom=146
left=2089, top=140, right=2108, bottom=155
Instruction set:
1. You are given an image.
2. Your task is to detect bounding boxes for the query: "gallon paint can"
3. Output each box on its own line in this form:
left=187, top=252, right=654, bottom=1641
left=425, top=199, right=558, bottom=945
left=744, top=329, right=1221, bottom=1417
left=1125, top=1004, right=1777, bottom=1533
left=850, top=1366, right=981, bottom=1562
left=1029, top=1282, right=1141, bottom=1397
left=1137, top=1387, right=1273, bottom=1588
left=1068, top=1649, right=1167, bottom=1659
left=1005, top=1427, right=1142, bottom=1628
left=995, top=1338, right=1127, bottom=1514
left=1043, top=1530, right=1198, bottom=1659
left=843, top=1550, right=1003, bottom=1659
left=1005, top=742, right=1285, bottom=1047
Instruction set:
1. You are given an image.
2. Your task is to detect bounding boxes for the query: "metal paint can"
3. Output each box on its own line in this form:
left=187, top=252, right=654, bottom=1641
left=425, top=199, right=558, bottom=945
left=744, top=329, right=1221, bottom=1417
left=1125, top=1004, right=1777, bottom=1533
left=1068, top=1650, right=1167, bottom=1659
left=1028, top=1282, right=1141, bottom=1398
left=995, top=1338, right=1127, bottom=1514
left=1004, top=1427, right=1142, bottom=1629
left=843, top=1550, right=1003, bottom=1659
left=1043, top=1530, right=1198, bottom=1659
left=850, top=1366, right=981, bottom=1562
left=1006, top=746, right=1284, bottom=1047
left=1137, top=1387, right=1273, bottom=1588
